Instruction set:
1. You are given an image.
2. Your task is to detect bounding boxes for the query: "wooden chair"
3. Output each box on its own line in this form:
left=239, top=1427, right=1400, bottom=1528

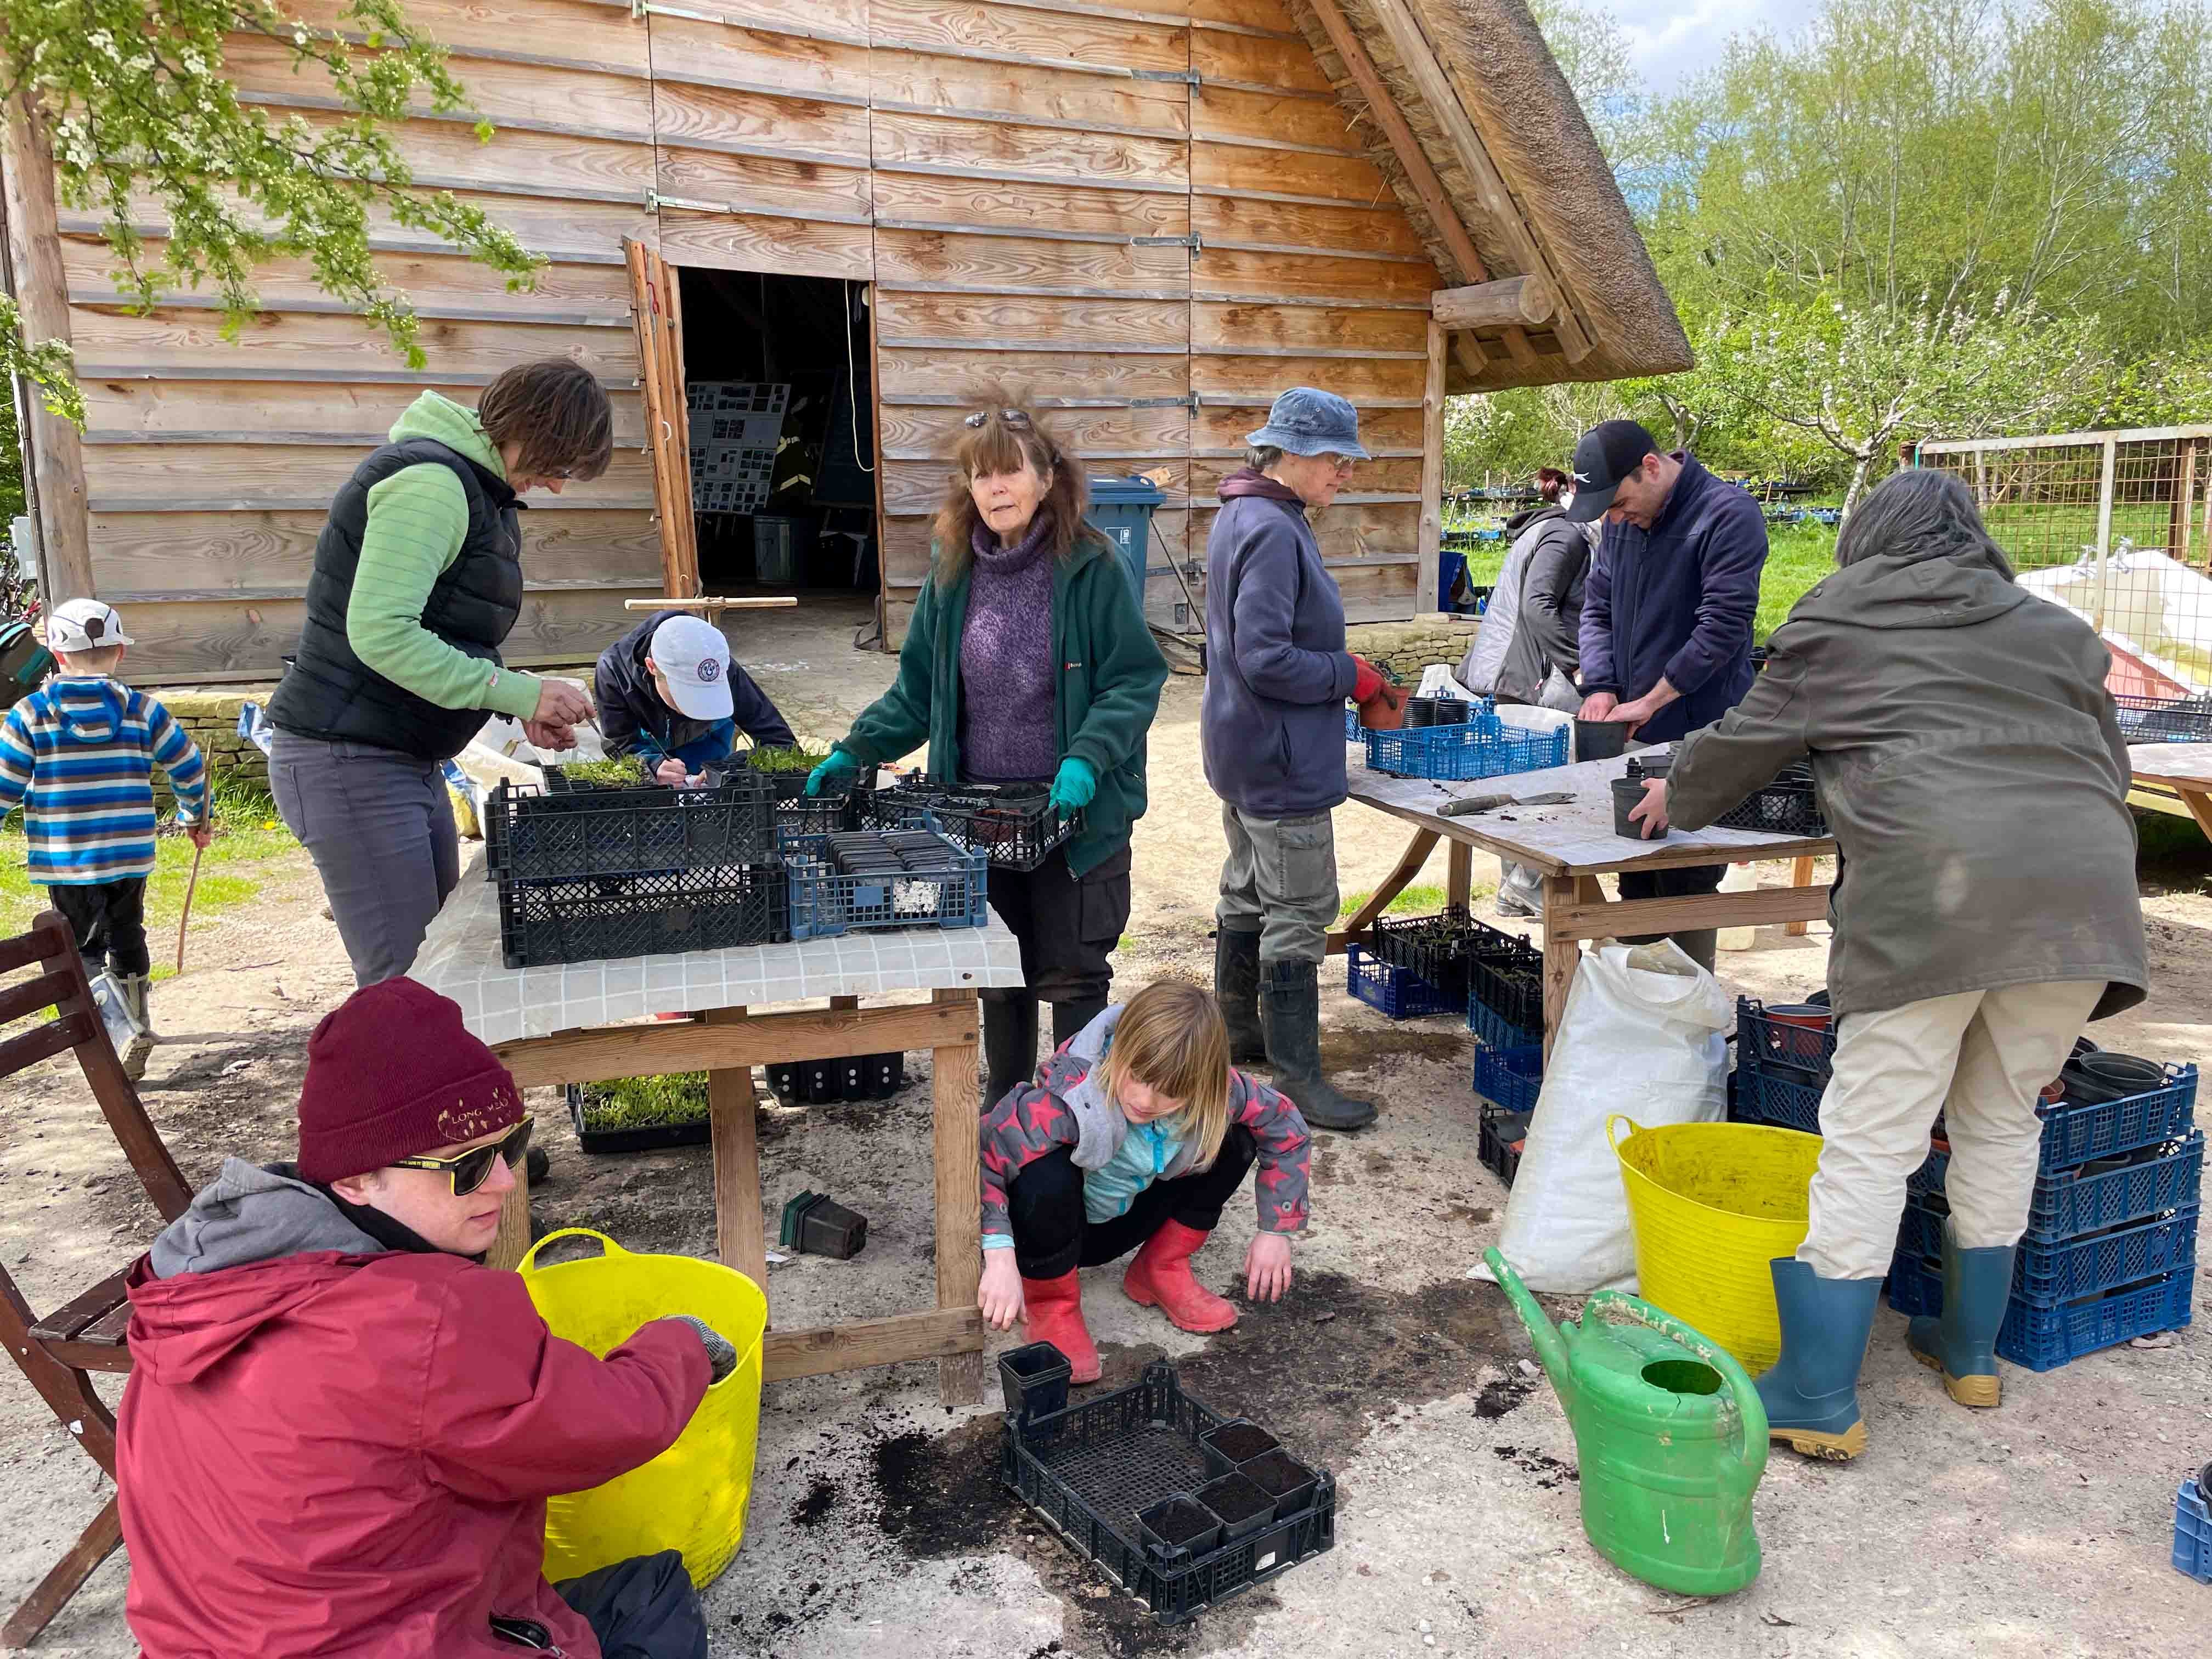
left=0, top=911, right=193, bottom=1648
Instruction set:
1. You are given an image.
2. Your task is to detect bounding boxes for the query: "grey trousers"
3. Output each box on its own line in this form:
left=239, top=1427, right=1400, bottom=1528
left=1216, top=803, right=1339, bottom=964
left=270, top=730, right=460, bottom=987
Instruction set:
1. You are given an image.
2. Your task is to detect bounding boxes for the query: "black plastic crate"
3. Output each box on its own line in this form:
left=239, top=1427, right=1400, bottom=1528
left=1479, top=1103, right=1528, bottom=1188
left=487, top=769, right=778, bottom=883
left=1000, top=1361, right=1334, bottom=1623
left=1468, top=930, right=1544, bottom=1042
left=2114, top=692, right=2212, bottom=744
left=744, top=748, right=876, bottom=837
left=865, top=777, right=1081, bottom=872
left=1369, top=905, right=1497, bottom=1002
left=1713, top=761, right=1829, bottom=837
left=496, top=861, right=788, bottom=969
left=1737, top=998, right=1837, bottom=1087
left=565, top=1081, right=710, bottom=1154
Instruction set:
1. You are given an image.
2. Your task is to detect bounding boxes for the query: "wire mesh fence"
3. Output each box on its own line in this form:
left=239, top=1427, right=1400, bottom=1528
left=1918, top=427, right=2212, bottom=702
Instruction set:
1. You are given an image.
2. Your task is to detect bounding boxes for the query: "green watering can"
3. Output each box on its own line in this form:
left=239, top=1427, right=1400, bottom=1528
left=1483, top=1248, right=1768, bottom=1596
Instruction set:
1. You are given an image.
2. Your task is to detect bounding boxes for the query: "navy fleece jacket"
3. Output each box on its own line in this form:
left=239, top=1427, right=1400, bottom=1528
left=1577, top=455, right=1767, bottom=744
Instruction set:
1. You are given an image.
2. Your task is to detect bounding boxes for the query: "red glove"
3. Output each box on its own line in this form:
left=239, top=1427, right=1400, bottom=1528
left=1351, top=655, right=1386, bottom=705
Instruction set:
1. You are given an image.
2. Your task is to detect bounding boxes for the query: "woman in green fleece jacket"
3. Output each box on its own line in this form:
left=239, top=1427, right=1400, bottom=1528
left=268, top=360, right=613, bottom=985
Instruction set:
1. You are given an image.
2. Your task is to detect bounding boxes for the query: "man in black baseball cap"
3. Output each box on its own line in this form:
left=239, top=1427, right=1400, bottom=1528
left=1568, top=417, right=1768, bottom=968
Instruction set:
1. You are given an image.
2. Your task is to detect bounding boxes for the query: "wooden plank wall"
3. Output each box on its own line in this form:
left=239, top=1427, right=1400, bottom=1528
left=63, top=0, right=1438, bottom=677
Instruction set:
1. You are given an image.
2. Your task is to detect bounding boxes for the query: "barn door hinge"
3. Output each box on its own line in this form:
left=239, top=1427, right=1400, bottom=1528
left=1132, top=69, right=1203, bottom=85
left=1131, top=234, right=1201, bottom=250
left=646, top=190, right=727, bottom=213
left=1128, top=394, right=1199, bottom=410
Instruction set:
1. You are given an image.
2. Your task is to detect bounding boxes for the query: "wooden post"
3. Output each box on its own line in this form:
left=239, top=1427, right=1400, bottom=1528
left=707, top=1007, right=768, bottom=1294
left=1444, top=839, right=1472, bottom=908
left=1538, top=873, right=1581, bottom=1063
left=1785, top=855, right=1818, bottom=938
left=1, top=94, right=93, bottom=602
left=930, top=989, right=984, bottom=1405
left=2094, top=435, right=2118, bottom=632
left=2174, top=438, right=2200, bottom=568
left=1431, top=276, right=1557, bottom=330
left=487, top=1161, right=532, bottom=1272
left=1417, top=318, right=1446, bottom=614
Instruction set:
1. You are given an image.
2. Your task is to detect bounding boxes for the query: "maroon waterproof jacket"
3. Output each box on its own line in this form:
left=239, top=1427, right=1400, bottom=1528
left=116, top=1160, right=710, bottom=1658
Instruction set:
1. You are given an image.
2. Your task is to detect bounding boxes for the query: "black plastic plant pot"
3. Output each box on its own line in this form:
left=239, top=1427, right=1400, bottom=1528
left=1199, top=1419, right=1280, bottom=1477
left=1612, top=775, right=1661, bottom=839
left=1575, top=718, right=1627, bottom=762
left=1136, top=1494, right=1222, bottom=1562
left=778, top=1190, right=868, bottom=1259
left=864, top=1052, right=906, bottom=1098
left=1194, top=1471, right=1278, bottom=1544
left=1239, top=1449, right=1321, bottom=1521
left=997, top=1341, right=1071, bottom=1427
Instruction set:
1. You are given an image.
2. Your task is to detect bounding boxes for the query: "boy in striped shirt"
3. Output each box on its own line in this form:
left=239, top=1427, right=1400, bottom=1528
left=0, top=599, right=210, bottom=1078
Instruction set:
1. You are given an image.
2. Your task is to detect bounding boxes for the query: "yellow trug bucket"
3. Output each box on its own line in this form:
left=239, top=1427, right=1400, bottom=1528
left=1607, top=1115, right=1822, bottom=1374
left=520, top=1229, right=769, bottom=1588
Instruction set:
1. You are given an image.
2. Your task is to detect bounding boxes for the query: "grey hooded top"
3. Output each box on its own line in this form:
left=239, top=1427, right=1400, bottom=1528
left=1666, top=542, right=2148, bottom=1018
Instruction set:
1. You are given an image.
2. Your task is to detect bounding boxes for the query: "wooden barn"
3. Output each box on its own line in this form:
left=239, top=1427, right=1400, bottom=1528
left=2, top=0, right=1689, bottom=681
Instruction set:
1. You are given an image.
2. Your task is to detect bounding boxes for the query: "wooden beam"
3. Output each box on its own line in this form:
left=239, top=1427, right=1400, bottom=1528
left=1547, top=881, right=1835, bottom=943
left=1433, top=274, right=1555, bottom=330
left=1361, top=0, right=1595, bottom=364
left=1, top=94, right=93, bottom=600
left=1300, top=0, right=1537, bottom=368
left=1417, top=317, right=1446, bottom=613
left=492, top=999, right=975, bottom=1088
left=763, top=1307, right=983, bottom=1384
left=708, top=1008, right=768, bottom=1289
left=931, top=989, right=985, bottom=1406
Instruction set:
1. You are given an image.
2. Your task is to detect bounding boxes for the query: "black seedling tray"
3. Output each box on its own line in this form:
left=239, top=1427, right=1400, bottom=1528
left=497, top=861, right=788, bottom=968
left=565, top=1083, right=710, bottom=1154
left=1369, top=905, right=1493, bottom=1002
left=865, top=776, right=1081, bottom=872
left=1713, top=761, right=1830, bottom=837
left=2114, top=692, right=2212, bottom=744
left=1001, top=1361, right=1334, bottom=1623
left=745, top=749, right=877, bottom=837
left=487, top=766, right=778, bottom=883
left=1468, top=931, right=1544, bottom=1037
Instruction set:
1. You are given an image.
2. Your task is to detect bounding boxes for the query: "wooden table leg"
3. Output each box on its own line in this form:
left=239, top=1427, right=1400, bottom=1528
left=487, top=1156, right=531, bottom=1272
left=931, top=988, right=985, bottom=1406
left=0, top=1494, right=123, bottom=1648
left=2176, top=786, right=2212, bottom=843
left=707, top=1007, right=768, bottom=1295
left=1785, top=855, right=1817, bottom=938
left=1325, top=827, right=1439, bottom=953
left=1446, top=840, right=1473, bottom=908
left=1539, top=873, right=1580, bottom=1064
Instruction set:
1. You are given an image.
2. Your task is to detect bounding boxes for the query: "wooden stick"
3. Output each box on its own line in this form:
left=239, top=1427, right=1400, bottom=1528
left=173, top=842, right=205, bottom=975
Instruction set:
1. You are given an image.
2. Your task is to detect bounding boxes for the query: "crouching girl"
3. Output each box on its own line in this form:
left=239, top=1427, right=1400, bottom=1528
left=977, top=979, right=1311, bottom=1382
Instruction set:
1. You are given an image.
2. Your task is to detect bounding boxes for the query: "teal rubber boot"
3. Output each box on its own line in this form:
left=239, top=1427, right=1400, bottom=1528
left=1754, top=1258, right=1881, bottom=1461
left=1906, top=1221, right=2013, bottom=1408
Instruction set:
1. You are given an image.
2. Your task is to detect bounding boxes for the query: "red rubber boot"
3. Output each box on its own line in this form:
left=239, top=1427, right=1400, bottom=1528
left=1020, top=1270, right=1101, bottom=1383
left=1122, top=1220, right=1238, bottom=1334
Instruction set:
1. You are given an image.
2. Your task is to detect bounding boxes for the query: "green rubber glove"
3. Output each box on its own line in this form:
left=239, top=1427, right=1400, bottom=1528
left=1048, top=755, right=1097, bottom=817
left=805, top=748, right=862, bottom=798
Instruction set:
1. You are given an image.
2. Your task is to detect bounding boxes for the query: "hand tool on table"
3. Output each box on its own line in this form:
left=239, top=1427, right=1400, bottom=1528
left=1438, top=789, right=1576, bottom=818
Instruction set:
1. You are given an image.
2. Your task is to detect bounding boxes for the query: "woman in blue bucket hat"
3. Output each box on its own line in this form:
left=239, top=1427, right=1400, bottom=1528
left=1201, top=387, right=1393, bottom=1132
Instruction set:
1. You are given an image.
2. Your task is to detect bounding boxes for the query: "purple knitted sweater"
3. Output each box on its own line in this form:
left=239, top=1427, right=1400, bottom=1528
left=959, top=518, right=1059, bottom=783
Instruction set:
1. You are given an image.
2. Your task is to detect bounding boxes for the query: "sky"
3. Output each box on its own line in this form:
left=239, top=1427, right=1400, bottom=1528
left=1620, top=0, right=1825, bottom=93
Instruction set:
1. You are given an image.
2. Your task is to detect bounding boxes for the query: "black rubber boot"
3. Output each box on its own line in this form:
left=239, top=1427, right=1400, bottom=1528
left=981, top=991, right=1040, bottom=1109
left=1214, top=926, right=1267, bottom=1065
left=1052, top=997, right=1109, bottom=1052
left=1259, top=958, right=1378, bottom=1131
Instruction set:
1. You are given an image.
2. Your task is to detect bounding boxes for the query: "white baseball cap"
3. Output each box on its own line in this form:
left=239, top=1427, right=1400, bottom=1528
left=46, top=598, right=136, bottom=653
left=648, top=614, right=735, bottom=721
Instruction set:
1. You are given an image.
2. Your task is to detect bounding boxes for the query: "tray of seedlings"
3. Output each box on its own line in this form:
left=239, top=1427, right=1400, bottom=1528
left=864, top=776, right=1081, bottom=872
left=743, top=744, right=876, bottom=837
left=567, top=1073, right=710, bottom=1154
left=486, top=758, right=778, bottom=883
left=998, top=1356, right=1334, bottom=1623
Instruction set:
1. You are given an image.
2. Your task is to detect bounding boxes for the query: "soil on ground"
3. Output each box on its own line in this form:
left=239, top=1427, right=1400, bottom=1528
left=4, top=596, right=2208, bottom=1657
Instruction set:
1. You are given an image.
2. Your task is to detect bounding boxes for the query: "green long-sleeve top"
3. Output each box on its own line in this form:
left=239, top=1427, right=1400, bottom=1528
left=344, top=392, right=543, bottom=721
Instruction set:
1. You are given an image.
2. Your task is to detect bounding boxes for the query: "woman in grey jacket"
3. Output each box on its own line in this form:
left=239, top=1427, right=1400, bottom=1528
left=1631, top=468, right=2147, bottom=1460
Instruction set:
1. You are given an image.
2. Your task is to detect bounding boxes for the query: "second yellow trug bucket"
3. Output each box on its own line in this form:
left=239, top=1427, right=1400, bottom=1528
left=1607, top=1115, right=1822, bottom=1374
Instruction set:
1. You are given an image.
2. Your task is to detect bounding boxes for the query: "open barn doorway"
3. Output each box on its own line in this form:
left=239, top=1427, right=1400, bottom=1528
left=666, top=267, right=880, bottom=598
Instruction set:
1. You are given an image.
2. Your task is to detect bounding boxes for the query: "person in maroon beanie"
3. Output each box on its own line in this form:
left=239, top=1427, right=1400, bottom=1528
left=115, top=977, right=736, bottom=1658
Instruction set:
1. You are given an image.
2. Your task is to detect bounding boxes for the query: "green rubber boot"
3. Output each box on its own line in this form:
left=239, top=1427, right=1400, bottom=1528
left=1754, top=1258, right=1881, bottom=1461
left=1906, top=1220, right=2013, bottom=1409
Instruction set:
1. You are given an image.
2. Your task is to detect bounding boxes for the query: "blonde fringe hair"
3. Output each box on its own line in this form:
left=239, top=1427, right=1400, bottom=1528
left=1098, top=981, right=1234, bottom=1172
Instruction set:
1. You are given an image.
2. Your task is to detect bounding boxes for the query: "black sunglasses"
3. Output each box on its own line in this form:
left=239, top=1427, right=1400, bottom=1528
left=390, top=1121, right=533, bottom=1197
left=963, top=408, right=1032, bottom=430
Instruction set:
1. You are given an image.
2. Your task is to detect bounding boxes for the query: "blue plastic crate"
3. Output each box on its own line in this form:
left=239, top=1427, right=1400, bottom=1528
left=2036, top=1065, right=2197, bottom=1172
left=1897, top=1199, right=2199, bottom=1306
left=2177, top=1476, right=2211, bottom=1584
left=1362, top=716, right=1568, bottom=782
left=1473, top=1044, right=1543, bottom=1116
left=1346, top=945, right=1458, bottom=1020
left=1884, top=1251, right=2194, bottom=1373
left=1914, top=1133, right=2202, bottom=1240
left=781, top=828, right=989, bottom=941
left=1344, top=704, right=1359, bottom=740
left=1733, top=1065, right=1824, bottom=1133
left=1468, top=997, right=1542, bottom=1053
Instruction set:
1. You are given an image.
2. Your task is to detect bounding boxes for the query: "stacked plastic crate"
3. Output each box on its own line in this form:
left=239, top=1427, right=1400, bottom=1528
left=1731, top=1000, right=2199, bottom=1370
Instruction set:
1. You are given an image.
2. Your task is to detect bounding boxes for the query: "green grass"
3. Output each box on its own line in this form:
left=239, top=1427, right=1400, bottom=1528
left=3, top=775, right=297, bottom=981
left=1338, top=882, right=1452, bottom=920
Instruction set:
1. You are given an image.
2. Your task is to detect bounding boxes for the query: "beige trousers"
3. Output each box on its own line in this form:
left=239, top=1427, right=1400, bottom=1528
left=1798, top=980, right=2103, bottom=1280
